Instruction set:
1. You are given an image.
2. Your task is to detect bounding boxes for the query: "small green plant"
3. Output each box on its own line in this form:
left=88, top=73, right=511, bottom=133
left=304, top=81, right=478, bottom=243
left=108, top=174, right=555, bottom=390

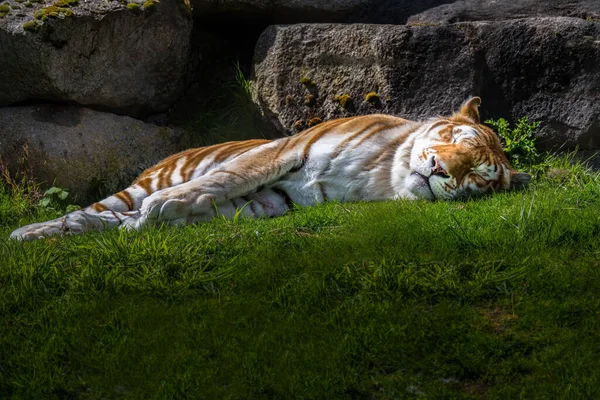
left=485, top=116, right=540, bottom=168
left=0, top=4, right=10, bottom=12
left=38, top=186, right=80, bottom=212
left=22, top=20, right=41, bottom=31
left=34, top=4, right=71, bottom=18
left=127, top=2, right=140, bottom=11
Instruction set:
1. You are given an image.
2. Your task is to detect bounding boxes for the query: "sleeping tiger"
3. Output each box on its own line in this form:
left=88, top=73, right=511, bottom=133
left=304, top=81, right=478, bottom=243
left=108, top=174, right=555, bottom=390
left=9, top=97, right=531, bottom=241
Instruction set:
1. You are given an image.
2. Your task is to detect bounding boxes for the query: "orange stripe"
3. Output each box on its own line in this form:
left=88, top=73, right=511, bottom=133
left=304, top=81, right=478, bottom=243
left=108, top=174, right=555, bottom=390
left=330, top=123, right=380, bottom=159
left=136, top=179, right=153, bottom=194
left=302, top=117, right=388, bottom=159
left=228, top=140, right=270, bottom=160
left=180, top=143, right=233, bottom=182
left=427, top=120, right=450, bottom=132
left=349, top=123, right=397, bottom=150
left=115, top=191, right=134, bottom=211
left=157, top=160, right=177, bottom=189
left=274, top=137, right=291, bottom=159
left=302, top=128, right=333, bottom=160
left=212, top=140, right=268, bottom=164
left=92, top=202, right=108, bottom=212
left=136, top=150, right=189, bottom=181
left=298, top=117, right=349, bottom=138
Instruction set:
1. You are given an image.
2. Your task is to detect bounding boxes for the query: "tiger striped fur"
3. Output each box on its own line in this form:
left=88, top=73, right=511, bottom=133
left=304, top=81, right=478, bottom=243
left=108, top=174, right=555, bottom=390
left=9, top=97, right=531, bottom=241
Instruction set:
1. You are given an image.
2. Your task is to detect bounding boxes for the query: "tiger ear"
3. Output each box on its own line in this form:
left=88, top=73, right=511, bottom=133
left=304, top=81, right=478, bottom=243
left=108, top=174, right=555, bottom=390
left=458, top=96, right=481, bottom=124
left=510, top=171, right=531, bottom=190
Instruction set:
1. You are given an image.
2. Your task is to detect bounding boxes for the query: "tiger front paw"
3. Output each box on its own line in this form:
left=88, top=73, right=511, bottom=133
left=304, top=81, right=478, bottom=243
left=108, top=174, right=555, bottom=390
left=129, top=191, right=194, bottom=229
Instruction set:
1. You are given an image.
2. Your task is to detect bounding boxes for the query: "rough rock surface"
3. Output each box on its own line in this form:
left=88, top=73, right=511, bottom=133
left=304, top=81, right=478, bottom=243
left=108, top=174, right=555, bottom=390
left=251, top=18, right=600, bottom=150
left=0, top=0, right=194, bottom=117
left=0, top=105, right=185, bottom=202
left=408, top=0, right=600, bottom=24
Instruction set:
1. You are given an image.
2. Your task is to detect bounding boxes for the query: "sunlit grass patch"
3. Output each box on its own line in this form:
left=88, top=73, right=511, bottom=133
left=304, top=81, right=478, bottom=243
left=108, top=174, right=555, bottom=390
left=2, top=124, right=600, bottom=397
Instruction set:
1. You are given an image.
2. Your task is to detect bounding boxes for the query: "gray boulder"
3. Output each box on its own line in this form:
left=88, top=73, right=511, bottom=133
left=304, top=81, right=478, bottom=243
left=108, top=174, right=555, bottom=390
left=408, top=0, right=600, bottom=24
left=0, top=105, right=185, bottom=203
left=0, top=0, right=194, bottom=117
left=251, top=18, right=600, bottom=150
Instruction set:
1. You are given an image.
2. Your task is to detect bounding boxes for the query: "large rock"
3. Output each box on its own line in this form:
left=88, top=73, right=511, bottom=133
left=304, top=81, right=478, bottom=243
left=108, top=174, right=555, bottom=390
left=192, top=0, right=600, bottom=25
left=251, top=18, right=600, bottom=150
left=0, top=105, right=185, bottom=203
left=0, top=0, right=194, bottom=117
left=408, top=0, right=600, bottom=24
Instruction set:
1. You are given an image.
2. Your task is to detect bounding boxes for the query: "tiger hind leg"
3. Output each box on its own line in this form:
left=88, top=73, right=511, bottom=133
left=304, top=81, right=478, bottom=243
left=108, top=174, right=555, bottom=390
left=8, top=184, right=150, bottom=241
left=8, top=209, right=136, bottom=241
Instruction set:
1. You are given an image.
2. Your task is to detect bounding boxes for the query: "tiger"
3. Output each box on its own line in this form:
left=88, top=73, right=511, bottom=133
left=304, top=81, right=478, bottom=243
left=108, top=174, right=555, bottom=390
left=9, top=97, right=531, bottom=241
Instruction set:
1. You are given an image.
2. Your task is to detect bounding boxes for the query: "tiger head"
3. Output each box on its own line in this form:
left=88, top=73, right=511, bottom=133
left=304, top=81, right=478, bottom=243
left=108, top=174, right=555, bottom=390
left=405, top=97, right=531, bottom=201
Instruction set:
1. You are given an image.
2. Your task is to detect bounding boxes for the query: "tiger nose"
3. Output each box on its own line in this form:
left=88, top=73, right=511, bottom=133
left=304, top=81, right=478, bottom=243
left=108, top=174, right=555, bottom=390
left=430, top=156, right=448, bottom=176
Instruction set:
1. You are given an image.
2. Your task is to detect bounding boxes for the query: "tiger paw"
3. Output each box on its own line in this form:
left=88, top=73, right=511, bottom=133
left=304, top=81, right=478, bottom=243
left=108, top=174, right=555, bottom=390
left=9, top=218, right=67, bottom=241
left=134, top=193, right=191, bottom=228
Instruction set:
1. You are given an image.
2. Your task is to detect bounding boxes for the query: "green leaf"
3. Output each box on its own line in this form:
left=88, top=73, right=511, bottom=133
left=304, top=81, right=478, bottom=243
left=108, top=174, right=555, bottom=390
left=39, top=197, right=51, bottom=207
left=44, top=187, right=62, bottom=195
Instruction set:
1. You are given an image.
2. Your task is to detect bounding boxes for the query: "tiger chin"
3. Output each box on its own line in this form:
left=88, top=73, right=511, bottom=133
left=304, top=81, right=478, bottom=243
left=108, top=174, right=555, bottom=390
left=9, top=96, right=531, bottom=242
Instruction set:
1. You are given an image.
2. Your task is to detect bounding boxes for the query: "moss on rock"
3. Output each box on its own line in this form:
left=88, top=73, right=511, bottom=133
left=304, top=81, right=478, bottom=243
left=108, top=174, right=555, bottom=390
left=365, top=91, right=379, bottom=102
left=143, top=0, right=155, bottom=11
left=22, top=20, right=41, bottom=31
left=335, top=94, right=352, bottom=109
left=299, top=76, right=315, bottom=86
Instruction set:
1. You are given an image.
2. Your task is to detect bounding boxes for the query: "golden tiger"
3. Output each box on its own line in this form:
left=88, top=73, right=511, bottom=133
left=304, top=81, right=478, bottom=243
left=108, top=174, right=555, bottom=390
left=9, top=97, right=531, bottom=241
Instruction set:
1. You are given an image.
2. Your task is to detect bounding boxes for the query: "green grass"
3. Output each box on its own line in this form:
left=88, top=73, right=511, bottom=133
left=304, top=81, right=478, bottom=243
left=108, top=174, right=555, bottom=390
left=2, top=153, right=600, bottom=398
